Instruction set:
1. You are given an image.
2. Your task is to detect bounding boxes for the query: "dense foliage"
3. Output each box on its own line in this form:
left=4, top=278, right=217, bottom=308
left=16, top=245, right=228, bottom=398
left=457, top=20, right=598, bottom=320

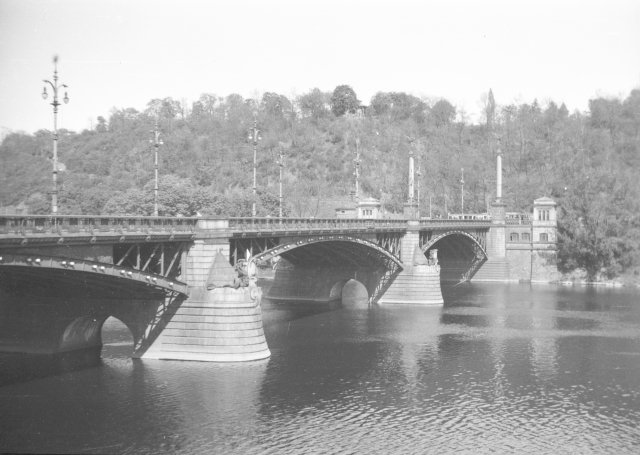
left=1, top=86, right=639, bottom=280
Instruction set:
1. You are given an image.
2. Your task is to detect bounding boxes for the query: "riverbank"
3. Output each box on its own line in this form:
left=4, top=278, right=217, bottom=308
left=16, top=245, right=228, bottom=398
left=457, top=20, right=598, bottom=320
left=557, top=268, right=640, bottom=288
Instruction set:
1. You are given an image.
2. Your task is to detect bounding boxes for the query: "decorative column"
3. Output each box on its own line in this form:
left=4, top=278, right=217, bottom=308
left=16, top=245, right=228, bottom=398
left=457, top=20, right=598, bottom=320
left=403, top=142, right=419, bottom=219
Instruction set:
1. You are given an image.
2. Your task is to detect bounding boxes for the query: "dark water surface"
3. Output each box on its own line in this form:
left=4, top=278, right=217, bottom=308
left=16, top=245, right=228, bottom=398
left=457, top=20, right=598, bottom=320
left=1, top=283, right=640, bottom=454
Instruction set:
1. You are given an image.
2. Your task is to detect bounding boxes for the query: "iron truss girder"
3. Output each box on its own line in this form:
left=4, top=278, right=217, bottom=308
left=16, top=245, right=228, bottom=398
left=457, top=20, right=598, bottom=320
left=376, top=232, right=402, bottom=257
left=369, top=259, right=403, bottom=305
left=230, top=237, right=280, bottom=265
left=113, top=241, right=187, bottom=279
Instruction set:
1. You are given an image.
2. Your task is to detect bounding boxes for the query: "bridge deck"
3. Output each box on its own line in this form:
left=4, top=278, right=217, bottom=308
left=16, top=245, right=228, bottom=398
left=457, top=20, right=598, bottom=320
left=0, top=215, right=493, bottom=246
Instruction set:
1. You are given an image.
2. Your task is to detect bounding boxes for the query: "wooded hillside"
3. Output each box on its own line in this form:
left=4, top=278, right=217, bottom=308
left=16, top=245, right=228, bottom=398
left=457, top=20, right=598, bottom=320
left=1, top=86, right=639, bottom=281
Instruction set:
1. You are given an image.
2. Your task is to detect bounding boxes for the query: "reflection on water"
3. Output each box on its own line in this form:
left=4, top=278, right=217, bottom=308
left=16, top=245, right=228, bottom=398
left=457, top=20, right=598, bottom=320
left=1, top=283, right=640, bottom=454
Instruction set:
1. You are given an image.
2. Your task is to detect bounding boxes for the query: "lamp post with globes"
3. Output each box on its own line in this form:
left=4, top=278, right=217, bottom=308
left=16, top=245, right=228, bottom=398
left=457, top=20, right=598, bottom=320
left=276, top=148, right=285, bottom=219
left=149, top=120, right=163, bottom=216
left=247, top=114, right=261, bottom=217
left=41, top=55, right=69, bottom=214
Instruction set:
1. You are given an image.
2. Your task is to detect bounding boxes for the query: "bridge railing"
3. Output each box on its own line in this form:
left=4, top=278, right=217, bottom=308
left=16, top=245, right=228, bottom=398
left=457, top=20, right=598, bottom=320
left=419, top=219, right=492, bottom=229
left=505, top=216, right=532, bottom=225
left=0, top=215, right=199, bottom=236
left=228, top=217, right=408, bottom=233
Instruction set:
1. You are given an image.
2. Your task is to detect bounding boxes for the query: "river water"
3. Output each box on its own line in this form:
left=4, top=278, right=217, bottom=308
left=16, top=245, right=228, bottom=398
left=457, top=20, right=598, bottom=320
left=1, top=283, right=640, bottom=454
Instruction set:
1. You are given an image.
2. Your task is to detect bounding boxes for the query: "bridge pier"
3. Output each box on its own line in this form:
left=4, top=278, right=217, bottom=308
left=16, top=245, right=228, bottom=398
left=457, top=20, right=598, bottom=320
left=139, top=286, right=270, bottom=362
left=137, top=248, right=271, bottom=362
left=378, top=224, right=443, bottom=305
left=472, top=200, right=510, bottom=281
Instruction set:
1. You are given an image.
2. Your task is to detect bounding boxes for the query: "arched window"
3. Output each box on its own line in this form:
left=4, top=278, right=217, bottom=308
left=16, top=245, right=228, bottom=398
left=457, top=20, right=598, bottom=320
left=539, top=233, right=549, bottom=242
left=510, top=232, right=520, bottom=242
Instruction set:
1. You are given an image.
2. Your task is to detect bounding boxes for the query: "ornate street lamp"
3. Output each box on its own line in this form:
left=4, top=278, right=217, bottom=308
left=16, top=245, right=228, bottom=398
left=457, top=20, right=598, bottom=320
left=353, top=137, right=361, bottom=201
left=41, top=55, right=69, bottom=214
left=276, top=148, right=285, bottom=219
left=149, top=120, right=163, bottom=216
left=460, top=167, right=465, bottom=213
left=247, top=114, right=261, bottom=217
left=416, top=158, right=422, bottom=210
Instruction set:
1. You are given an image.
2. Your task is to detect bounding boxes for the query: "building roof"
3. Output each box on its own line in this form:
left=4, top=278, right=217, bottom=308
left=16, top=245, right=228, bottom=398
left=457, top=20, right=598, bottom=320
left=357, top=197, right=381, bottom=207
left=533, top=196, right=556, bottom=206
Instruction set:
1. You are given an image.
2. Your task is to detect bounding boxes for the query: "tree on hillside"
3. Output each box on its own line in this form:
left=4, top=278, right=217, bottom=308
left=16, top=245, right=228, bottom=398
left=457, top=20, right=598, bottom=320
left=370, top=92, right=426, bottom=121
left=331, top=85, right=359, bottom=117
left=485, top=89, right=496, bottom=129
left=430, top=99, right=456, bottom=127
left=261, top=92, right=292, bottom=119
left=298, top=88, right=331, bottom=120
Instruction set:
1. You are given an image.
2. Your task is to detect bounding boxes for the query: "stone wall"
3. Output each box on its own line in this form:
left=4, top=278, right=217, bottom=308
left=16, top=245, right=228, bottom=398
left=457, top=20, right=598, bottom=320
left=506, top=245, right=560, bottom=282
left=185, top=239, right=229, bottom=287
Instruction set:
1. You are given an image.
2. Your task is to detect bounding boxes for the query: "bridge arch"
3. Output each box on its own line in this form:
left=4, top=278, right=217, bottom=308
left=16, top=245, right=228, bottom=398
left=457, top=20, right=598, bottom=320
left=252, top=235, right=403, bottom=304
left=421, top=230, right=487, bottom=282
left=252, top=235, right=403, bottom=270
left=59, top=316, right=104, bottom=352
left=0, top=254, right=188, bottom=299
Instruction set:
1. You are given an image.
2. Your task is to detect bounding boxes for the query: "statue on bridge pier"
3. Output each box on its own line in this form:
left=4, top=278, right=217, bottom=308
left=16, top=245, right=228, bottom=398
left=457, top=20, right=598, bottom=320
left=428, top=249, right=438, bottom=266
left=206, top=250, right=257, bottom=290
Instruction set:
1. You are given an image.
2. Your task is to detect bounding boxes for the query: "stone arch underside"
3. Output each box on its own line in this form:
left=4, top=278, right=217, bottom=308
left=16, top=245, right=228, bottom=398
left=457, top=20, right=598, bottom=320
left=253, top=238, right=403, bottom=304
left=0, top=263, right=185, bottom=357
left=422, top=232, right=487, bottom=283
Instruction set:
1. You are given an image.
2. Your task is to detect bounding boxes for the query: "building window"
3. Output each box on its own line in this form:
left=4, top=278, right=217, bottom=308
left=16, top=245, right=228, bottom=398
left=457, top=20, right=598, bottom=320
left=538, top=209, right=549, bottom=221
left=539, top=233, right=549, bottom=242
left=522, top=232, right=530, bottom=241
left=510, top=232, right=520, bottom=242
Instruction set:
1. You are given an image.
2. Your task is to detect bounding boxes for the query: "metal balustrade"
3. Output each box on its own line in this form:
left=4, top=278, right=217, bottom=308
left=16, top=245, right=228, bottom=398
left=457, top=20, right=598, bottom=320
left=0, top=215, right=199, bottom=236
left=505, top=217, right=533, bottom=225
left=0, top=215, right=509, bottom=239
left=419, top=219, right=492, bottom=229
left=227, top=217, right=408, bottom=232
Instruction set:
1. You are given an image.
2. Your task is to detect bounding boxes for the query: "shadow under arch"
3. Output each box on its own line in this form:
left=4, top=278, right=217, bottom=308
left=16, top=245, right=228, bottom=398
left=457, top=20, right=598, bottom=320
left=253, top=236, right=403, bottom=304
left=422, top=231, right=487, bottom=283
left=329, top=280, right=349, bottom=301
left=328, top=278, right=370, bottom=305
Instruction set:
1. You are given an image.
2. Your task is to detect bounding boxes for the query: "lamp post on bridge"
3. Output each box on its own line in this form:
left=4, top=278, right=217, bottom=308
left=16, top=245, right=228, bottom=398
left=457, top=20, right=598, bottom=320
left=247, top=114, right=261, bottom=217
left=353, top=137, right=361, bottom=201
left=150, top=120, right=163, bottom=216
left=417, top=158, right=422, bottom=211
left=41, top=55, right=69, bottom=215
left=276, top=148, right=285, bottom=219
left=460, top=167, right=465, bottom=214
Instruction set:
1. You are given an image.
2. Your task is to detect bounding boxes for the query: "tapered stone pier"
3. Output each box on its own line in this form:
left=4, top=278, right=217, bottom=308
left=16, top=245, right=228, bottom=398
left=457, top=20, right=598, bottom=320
left=378, top=245, right=443, bottom=305
left=141, top=252, right=270, bottom=362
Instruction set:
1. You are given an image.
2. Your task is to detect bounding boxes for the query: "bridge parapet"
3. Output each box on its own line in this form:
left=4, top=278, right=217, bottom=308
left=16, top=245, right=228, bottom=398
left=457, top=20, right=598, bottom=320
left=419, top=219, right=492, bottom=229
left=505, top=215, right=532, bottom=225
left=0, top=215, right=198, bottom=245
left=228, top=217, right=407, bottom=234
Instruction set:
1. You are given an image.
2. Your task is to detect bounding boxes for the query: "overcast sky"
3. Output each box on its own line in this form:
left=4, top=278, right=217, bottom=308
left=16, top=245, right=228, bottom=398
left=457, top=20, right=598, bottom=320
left=1, top=0, right=639, bottom=133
